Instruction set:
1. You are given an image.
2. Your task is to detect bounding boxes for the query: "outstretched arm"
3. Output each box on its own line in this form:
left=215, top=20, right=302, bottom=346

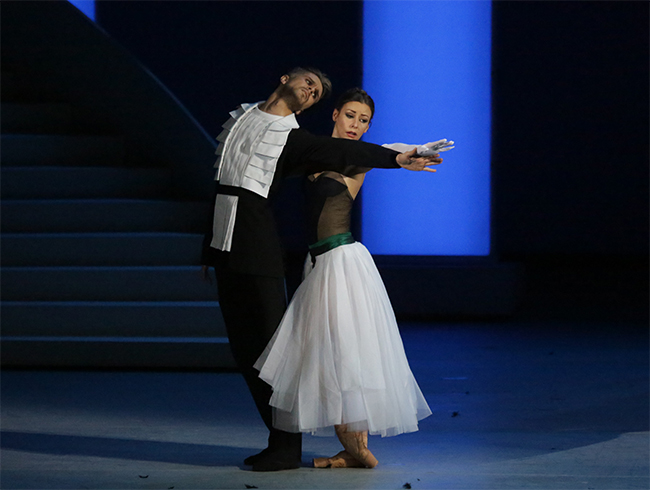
left=284, top=129, right=442, bottom=176
left=383, top=139, right=455, bottom=156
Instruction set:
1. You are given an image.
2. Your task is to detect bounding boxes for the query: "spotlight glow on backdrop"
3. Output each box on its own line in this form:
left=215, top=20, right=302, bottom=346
left=69, top=0, right=95, bottom=20
left=362, top=1, right=492, bottom=255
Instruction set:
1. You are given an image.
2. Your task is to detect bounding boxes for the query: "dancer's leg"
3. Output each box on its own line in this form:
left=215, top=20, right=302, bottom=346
left=214, top=262, right=301, bottom=470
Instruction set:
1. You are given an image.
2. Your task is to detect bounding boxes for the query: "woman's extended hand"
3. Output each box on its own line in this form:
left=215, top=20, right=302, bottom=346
left=396, top=148, right=443, bottom=172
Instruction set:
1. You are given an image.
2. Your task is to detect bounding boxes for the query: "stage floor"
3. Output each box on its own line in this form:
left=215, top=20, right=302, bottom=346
left=2, top=315, right=648, bottom=490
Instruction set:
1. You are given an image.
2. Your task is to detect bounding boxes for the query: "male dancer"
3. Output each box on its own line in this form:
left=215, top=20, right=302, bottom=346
left=202, top=67, right=441, bottom=471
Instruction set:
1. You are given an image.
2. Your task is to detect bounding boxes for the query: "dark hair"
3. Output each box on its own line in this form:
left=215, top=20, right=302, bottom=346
left=287, top=66, right=332, bottom=101
left=334, top=88, right=375, bottom=120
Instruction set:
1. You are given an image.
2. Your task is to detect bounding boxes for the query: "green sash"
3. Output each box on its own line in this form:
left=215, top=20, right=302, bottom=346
left=308, top=232, right=355, bottom=259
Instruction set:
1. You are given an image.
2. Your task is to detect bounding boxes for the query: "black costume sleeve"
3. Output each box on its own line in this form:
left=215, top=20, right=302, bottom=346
left=281, top=129, right=400, bottom=177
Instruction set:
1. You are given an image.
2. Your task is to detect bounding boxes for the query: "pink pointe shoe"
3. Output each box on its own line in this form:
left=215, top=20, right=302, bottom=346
left=313, top=450, right=366, bottom=468
left=329, top=426, right=378, bottom=468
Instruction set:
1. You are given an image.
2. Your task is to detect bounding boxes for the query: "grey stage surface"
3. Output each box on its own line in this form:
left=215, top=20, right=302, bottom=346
left=2, top=314, right=648, bottom=490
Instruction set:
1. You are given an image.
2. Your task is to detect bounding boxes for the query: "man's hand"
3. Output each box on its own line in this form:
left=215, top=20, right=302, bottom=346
left=396, top=148, right=443, bottom=172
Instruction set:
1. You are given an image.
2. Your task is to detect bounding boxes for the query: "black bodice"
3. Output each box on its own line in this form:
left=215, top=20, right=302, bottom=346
left=305, top=172, right=354, bottom=244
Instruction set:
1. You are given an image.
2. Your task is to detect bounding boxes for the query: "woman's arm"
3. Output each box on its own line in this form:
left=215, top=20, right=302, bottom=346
left=382, top=142, right=417, bottom=153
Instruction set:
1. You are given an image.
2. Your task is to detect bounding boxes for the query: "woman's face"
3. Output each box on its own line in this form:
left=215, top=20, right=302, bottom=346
left=331, top=101, right=372, bottom=140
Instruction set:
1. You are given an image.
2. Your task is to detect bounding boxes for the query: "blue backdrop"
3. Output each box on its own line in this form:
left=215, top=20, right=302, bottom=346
left=362, top=1, right=492, bottom=256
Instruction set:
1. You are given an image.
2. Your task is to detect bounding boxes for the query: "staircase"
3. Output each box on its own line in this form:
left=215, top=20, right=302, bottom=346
left=0, top=12, right=234, bottom=369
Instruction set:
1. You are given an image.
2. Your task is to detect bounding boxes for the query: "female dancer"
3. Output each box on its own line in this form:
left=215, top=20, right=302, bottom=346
left=255, top=88, right=435, bottom=468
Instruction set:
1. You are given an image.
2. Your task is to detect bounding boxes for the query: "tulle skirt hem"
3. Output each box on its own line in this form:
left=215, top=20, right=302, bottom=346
left=254, top=242, right=432, bottom=437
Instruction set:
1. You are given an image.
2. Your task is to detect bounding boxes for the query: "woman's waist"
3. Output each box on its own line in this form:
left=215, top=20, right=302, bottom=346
left=308, top=232, right=356, bottom=258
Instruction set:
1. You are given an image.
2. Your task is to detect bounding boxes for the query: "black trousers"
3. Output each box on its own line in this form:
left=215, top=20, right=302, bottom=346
left=214, top=259, right=302, bottom=458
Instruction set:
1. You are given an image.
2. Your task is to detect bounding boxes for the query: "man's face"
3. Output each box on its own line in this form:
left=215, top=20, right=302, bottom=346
left=280, top=72, right=324, bottom=113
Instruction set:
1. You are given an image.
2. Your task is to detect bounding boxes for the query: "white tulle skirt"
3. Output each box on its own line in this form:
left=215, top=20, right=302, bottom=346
left=254, top=242, right=432, bottom=437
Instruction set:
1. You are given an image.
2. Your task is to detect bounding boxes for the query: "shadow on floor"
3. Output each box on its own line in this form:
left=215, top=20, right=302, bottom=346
left=1, top=431, right=250, bottom=468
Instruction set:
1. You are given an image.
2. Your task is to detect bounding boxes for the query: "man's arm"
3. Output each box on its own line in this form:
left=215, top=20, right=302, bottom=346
left=282, top=129, right=441, bottom=176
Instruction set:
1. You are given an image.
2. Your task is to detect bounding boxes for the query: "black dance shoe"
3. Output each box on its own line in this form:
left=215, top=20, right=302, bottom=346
left=244, top=447, right=272, bottom=466
left=251, top=452, right=301, bottom=472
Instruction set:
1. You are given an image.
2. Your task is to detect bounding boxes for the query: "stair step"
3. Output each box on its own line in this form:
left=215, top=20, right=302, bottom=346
left=0, top=336, right=236, bottom=369
left=1, top=232, right=204, bottom=266
left=1, top=102, right=72, bottom=133
left=1, top=266, right=218, bottom=301
left=1, top=301, right=226, bottom=337
left=1, top=134, right=126, bottom=166
left=1, top=166, right=172, bottom=199
left=0, top=72, right=44, bottom=102
left=1, top=199, right=211, bottom=233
